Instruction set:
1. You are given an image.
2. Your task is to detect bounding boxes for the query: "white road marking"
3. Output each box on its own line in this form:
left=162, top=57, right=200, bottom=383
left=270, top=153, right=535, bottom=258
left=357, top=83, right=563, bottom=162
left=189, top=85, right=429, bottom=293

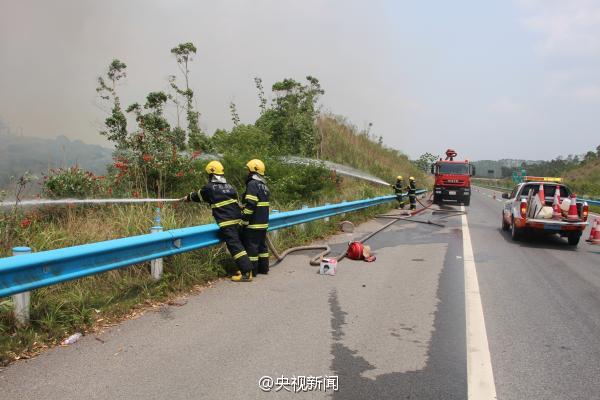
left=462, top=206, right=497, bottom=400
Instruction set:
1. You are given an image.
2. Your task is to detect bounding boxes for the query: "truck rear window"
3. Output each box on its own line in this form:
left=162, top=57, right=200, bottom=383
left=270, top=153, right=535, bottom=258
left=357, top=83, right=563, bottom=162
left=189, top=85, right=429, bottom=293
left=519, top=184, right=569, bottom=198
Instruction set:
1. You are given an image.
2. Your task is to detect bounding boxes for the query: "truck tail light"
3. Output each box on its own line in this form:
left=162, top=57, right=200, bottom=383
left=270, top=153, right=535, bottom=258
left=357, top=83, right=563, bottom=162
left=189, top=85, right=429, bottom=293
left=582, top=202, right=589, bottom=222
left=520, top=200, right=527, bottom=219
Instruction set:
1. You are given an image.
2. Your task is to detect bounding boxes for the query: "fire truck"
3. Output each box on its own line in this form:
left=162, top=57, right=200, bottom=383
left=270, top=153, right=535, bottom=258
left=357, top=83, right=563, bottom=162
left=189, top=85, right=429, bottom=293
left=431, top=149, right=475, bottom=206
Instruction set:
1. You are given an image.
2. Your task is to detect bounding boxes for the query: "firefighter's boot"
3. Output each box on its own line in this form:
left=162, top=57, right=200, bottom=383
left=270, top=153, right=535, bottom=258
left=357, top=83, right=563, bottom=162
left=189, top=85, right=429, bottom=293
left=231, top=271, right=253, bottom=282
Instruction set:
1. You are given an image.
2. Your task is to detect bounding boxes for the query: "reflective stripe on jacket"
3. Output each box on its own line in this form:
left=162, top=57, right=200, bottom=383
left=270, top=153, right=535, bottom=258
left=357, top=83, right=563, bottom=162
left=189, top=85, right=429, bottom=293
left=189, top=180, right=242, bottom=226
left=241, top=175, right=270, bottom=230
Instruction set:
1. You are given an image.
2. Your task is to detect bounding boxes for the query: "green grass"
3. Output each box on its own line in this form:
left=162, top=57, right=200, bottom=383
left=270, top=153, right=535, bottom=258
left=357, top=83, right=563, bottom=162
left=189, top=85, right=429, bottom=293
left=0, top=179, right=395, bottom=365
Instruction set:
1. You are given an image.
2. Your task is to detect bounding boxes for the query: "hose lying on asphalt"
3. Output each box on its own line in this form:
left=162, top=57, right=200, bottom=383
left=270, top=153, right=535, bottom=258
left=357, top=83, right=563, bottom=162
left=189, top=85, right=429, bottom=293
left=267, top=196, right=433, bottom=267
left=267, top=239, right=332, bottom=267
left=375, top=215, right=446, bottom=228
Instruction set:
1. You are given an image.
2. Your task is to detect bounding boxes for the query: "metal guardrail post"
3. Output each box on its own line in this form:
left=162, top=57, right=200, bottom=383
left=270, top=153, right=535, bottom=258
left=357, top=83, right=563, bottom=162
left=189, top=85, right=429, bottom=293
left=269, top=210, right=280, bottom=240
left=324, top=203, right=331, bottom=222
left=299, top=205, right=309, bottom=232
left=11, top=246, right=31, bottom=325
left=150, top=207, right=164, bottom=281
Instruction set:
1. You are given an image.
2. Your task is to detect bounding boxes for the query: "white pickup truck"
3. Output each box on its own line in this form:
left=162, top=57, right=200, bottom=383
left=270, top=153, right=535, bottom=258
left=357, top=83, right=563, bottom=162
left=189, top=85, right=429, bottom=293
left=501, top=181, right=589, bottom=246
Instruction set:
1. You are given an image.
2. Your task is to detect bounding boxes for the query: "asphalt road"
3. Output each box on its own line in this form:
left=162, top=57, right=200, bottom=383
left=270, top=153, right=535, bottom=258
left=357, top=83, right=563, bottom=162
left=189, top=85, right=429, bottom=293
left=0, top=189, right=598, bottom=399
left=471, top=186, right=600, bottom=400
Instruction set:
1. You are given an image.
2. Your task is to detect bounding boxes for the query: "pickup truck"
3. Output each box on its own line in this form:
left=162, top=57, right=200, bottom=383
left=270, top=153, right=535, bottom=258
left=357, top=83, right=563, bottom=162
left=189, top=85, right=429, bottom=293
left=501, top=181, right=589, bottom=246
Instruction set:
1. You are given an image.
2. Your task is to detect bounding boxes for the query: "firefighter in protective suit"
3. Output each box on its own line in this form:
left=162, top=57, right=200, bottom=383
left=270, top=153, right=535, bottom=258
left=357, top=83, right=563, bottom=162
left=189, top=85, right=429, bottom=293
left=407, top=176, right=417, bottom=210
left=240, top=159, right=270, bottom=276
left=392, top=176, right=405, bottom=209
left=181, top=160, right=254, bottom=282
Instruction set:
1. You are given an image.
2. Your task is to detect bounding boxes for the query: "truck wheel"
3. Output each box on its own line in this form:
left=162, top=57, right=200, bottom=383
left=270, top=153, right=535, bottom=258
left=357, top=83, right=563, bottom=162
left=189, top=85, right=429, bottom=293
left=567, top=232, right=581, bottom=246
left=502, top=212, right=510, bottom=231
left=511, top=217, right=522, bottom=241
left=463, top=197, right=470, bottom=206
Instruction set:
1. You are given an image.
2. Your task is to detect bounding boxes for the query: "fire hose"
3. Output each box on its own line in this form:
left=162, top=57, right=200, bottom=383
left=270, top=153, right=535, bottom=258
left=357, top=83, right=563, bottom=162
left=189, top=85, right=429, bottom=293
left=267, top=192, right=434, bottom=267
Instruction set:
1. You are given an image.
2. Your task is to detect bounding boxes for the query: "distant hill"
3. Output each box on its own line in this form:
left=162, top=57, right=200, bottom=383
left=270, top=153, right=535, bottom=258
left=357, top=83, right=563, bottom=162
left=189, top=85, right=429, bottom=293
left=564, top=158, right=600, bottom=198
left=0, top=133, right=113, bottom=190
left=472, top=159, right=542, bottom=179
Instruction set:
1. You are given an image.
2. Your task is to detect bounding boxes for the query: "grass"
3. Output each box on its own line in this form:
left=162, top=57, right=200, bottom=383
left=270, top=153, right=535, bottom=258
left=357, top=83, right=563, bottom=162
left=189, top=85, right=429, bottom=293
left=0, top=178, right=395, bottom=365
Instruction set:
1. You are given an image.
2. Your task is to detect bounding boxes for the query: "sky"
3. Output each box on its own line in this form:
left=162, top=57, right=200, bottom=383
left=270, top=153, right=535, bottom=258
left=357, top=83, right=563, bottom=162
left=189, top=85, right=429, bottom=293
left=1, top=0, right=599, bottom=161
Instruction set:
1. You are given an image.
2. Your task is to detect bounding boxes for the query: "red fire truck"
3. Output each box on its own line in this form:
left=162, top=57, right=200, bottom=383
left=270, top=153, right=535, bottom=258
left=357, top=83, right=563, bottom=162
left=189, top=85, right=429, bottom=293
left=431, top=149, right=475, bottom=206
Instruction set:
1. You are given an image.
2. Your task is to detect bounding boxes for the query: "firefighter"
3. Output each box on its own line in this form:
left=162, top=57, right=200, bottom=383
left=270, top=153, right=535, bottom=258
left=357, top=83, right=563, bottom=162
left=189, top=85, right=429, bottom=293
left=392, top=176, right=405, bottom=209
left=181, top=160, right=253, bottom=282
left=240, top=159, right=270, bottom=276
left=407, top=176, right=417, bottom=210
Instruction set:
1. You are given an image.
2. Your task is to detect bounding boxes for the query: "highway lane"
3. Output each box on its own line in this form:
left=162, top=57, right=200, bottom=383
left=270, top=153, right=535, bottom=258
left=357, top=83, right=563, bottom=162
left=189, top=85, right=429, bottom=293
left=0, top=191, right=598, bottom=399
left=470, top=187, right=600, bottom=400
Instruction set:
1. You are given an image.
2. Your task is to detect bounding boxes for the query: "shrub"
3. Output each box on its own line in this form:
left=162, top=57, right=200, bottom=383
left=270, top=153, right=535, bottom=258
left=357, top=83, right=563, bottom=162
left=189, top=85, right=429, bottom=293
left=42, top=167, right=106, bottom=199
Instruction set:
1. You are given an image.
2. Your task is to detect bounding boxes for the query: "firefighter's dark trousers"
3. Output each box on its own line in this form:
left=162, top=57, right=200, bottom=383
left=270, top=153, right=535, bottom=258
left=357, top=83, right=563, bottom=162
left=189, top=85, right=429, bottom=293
left=396, top=194, right=406, bottom=208
left=220, top=225, right=252, bottom=273
left=241, top=227, right=269, bottom=275
left=409, top=194, right=416, bottom=210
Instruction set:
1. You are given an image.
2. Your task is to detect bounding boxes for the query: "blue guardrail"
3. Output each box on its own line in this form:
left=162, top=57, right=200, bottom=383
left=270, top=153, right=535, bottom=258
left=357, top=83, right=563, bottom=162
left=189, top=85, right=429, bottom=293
left=0, top=191, right=426, bottom=297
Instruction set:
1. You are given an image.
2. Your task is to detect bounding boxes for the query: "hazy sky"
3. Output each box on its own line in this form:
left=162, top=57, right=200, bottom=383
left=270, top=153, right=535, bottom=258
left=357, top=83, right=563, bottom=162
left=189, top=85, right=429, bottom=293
left=1, top=0, right=599, bottom=160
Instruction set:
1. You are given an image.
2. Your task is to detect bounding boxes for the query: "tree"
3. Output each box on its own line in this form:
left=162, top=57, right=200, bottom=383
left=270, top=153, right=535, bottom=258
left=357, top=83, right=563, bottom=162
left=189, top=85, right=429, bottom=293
left=256, top=76, right=325, bottom=156
left=254, top=77, right=267, bottom=115
left=229, top=102, right=241, bottom=127
left=413, top=152, right=438, bottom=172
left=126, top=91, right=187, bottom=196
left=169, top=42, right=207, bottom=150
left=96, top=59, right=128, bottom=149
left=584, top=151, right=597, bottom=163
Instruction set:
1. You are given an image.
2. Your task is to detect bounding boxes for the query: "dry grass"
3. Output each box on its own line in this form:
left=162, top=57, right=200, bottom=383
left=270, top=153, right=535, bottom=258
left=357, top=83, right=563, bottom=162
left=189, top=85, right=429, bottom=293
left=318, top=114, right=427, bottom=184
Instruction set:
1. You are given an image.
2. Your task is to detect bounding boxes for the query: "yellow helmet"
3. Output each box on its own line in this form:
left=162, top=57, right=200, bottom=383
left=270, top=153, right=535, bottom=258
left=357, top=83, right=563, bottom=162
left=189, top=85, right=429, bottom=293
left=246, top=159, right=265, bottom=176
left=396, top=175, right=403, bottom=181
left=205, top=160, right=224, bottom=175
left=409, top=176, right=415, bottom=181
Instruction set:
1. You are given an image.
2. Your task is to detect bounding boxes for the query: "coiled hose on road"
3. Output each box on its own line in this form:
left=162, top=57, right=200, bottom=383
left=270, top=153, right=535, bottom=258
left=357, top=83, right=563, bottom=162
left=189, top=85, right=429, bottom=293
left=267, top=192, right=434, bottom=267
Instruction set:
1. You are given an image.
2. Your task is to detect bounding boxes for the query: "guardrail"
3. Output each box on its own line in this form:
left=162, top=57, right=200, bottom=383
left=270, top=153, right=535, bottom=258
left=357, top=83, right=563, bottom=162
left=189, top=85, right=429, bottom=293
left=0, top=190, right=426, bottom=303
